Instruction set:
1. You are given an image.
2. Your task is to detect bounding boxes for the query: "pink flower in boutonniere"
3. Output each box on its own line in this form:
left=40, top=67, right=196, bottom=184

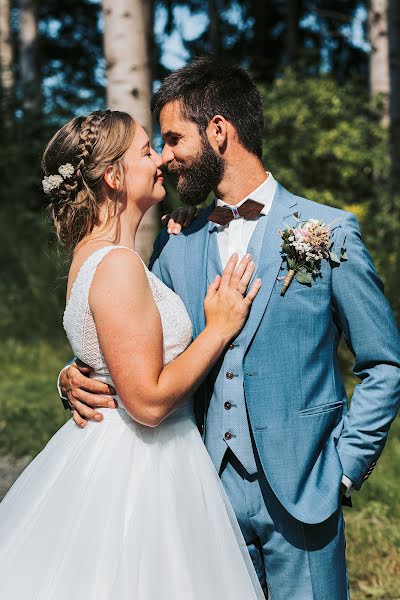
left=279, top=215, right=346, bottom=296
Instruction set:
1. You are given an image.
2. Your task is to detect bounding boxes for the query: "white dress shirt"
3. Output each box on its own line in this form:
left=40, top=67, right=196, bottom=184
left=215, top=172, right=277, bottom=268
left=214, top=172, right=354, bottom=498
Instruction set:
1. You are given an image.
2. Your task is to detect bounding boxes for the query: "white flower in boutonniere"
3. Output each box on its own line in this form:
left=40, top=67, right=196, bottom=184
left=279, top=215, right=347, bottom=296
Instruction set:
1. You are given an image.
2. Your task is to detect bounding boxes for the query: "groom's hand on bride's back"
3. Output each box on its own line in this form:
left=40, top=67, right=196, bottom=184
left=59, top=360, right=117, bottom=428
left=161, top=206, right=202, bottom=235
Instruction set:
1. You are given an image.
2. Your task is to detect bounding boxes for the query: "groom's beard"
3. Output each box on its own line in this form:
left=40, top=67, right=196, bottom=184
left=167, top=136, right=225, bottom=206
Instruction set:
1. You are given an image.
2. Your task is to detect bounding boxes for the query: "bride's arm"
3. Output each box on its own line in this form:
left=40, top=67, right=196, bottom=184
left=90, top=248, right=260, bottom=427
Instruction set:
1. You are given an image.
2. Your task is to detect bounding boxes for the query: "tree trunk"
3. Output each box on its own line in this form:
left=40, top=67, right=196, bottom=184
left=0, top=0, right=14, bottom=111
left=250, top=0, right=279, bottom=84
left=208, top=0, right=222, bottom=58
left=285, top=0, right=301, bottom=65
left=388, top=0, right=400, bottom=183
left=369, top=0, right=390, bottom=124
left=102, top=0, right=158, bottom=264
left=18, top=0, right=41, bottom=115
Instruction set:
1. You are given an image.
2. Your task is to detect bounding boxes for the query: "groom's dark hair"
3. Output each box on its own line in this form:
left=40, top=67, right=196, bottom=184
left=152, top=56, right=264, bottom=159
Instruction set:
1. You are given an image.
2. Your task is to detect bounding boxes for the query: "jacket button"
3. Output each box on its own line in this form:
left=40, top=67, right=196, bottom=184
left=224, top=402, right=232, bottom=410
left=229, top=343, right=235, bottom=350
left=224, top=431, right=232, bottom=440
left=226, top=371, right=234, bottom=379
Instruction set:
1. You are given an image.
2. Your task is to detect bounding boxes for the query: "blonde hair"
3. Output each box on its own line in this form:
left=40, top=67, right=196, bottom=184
left=42, top=110, right=136, bottom=248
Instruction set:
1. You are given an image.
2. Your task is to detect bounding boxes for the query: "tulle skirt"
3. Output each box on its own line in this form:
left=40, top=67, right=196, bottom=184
left=0, top=402, right=264, bottom=599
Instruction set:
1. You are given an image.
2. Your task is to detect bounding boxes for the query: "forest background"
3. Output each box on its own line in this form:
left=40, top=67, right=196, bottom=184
left=0, top=1, right=399, bottom=597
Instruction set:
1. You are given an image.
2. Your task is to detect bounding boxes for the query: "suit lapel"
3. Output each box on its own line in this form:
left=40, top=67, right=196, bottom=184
left=242, top=184, right=298, bottom=352
left=207, top=225, right=223, bottom=285
left=184, top=202, right=215, bottom=338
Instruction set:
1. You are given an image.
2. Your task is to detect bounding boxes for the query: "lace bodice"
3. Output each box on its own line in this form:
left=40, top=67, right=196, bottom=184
left=63, top=246, right=193, bottom=400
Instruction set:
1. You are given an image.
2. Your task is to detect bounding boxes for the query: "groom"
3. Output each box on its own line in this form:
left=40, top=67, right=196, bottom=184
left=60, top=57, right=400, bottom=599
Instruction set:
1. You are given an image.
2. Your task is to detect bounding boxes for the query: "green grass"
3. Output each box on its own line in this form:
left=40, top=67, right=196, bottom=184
left=0, top=339, right=71, bottom=457
left=346, top=502, right=400, bottom=600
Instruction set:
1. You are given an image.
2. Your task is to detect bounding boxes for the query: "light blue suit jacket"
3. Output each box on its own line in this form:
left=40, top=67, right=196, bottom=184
left=150, top=183, right=400, bottom=524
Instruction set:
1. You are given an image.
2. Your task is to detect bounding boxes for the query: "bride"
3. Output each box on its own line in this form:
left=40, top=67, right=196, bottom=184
left=0, top=109, right=264, bottom=599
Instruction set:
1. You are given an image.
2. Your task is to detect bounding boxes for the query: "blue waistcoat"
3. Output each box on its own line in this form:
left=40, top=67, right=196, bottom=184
left=204, top=215, right=269, bottom=474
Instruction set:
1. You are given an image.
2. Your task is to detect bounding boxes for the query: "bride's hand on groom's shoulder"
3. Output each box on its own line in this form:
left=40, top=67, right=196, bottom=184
left=161, top=206, right=202, bottom=235
left=60, top=360, right=117, bottom=428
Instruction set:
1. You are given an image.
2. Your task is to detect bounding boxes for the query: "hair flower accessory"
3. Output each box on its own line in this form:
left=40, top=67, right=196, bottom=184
left=42, top=163, right=75, bottom=194
left=58, top=163, right=74, bottom=178
left=279, top=215, right=346, bottom=296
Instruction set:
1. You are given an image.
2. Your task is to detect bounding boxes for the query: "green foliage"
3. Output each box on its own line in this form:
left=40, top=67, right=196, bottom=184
left=0, top=339, right=70, bottom=458
left=0, top=205, right=68, bottom=342
left=261, top=70, right=388, bottom=210
left=261, top=70, right=400, bottom=322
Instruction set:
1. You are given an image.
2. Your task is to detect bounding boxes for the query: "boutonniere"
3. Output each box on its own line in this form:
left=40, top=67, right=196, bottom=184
left=279, top=215, right=347, bottom=296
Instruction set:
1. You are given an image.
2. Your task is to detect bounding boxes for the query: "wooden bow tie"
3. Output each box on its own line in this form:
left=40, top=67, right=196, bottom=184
left=207, top=199, right=263, bottom=226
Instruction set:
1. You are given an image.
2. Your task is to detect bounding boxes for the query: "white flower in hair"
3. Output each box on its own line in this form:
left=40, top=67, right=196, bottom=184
left=58, top=163, right=74, bottom=178
left=42, top=174, right=64, bottom=194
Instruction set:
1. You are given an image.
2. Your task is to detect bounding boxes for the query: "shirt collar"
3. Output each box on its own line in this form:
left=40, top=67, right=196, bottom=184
left=216, top=172, right=276, bottom=217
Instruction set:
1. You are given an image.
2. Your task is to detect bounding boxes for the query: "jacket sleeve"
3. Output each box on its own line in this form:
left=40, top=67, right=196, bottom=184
left=333, top=212, right=400, bottom=489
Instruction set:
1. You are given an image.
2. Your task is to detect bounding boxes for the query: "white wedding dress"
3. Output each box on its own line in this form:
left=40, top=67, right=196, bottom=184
left=0, top=246, right=264, bottom=600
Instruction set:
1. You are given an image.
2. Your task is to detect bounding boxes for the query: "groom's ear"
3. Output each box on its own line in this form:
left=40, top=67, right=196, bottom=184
left=207, top=115, right=228, bottom=152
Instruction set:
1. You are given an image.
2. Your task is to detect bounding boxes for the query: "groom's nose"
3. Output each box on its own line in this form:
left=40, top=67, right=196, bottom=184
left=161, top=144, right=175, bottom=164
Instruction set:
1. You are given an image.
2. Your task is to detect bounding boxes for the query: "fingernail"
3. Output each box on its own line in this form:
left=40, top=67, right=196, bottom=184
left=251, top=261, right=256, bottom=268
left=245, top=254, right=252, bottom=260
left=232, top=252, right=238, bottom=258
left=108, top=400, right=116, bottom=408
left=256, top=278, right=262, bottom=284
left=81, top=422, right=86, bottom=428
left=94, top=414, right=102, bottom=421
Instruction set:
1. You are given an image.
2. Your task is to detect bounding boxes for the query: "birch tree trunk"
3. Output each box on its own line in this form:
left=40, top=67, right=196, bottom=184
left=102, top=0, right=158, bottom=264
left=0, top=0, right=14, bottom=112
left=18, top=0, right=41, bottom=115
left=368, top=0, right=390, bottom=124
left=388, top=0, right=400, bottom=181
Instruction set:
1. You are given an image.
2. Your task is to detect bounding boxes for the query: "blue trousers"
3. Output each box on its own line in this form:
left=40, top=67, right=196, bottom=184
left=219, top=450, right=350, bottom=600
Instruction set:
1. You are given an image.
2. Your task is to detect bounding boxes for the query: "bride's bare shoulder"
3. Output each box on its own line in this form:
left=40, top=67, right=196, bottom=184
left=89, top=247, right=151, bottom=311
left=67, top=245, right=144, bottom=301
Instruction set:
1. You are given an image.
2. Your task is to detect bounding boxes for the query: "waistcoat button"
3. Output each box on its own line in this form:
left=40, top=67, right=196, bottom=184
left=224, top=431, right=232, bottom=440
left=224, top=402, right=232, bottom=410
left=226, top=371, right=234, bottom=379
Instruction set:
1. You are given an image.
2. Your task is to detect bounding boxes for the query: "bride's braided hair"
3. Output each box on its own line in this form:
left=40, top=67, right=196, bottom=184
left=42, top=110, right=136, bottom=248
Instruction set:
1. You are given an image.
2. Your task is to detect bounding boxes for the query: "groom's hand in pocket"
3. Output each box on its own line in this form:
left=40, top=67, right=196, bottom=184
left=60, top=360, right=117, bottom=428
